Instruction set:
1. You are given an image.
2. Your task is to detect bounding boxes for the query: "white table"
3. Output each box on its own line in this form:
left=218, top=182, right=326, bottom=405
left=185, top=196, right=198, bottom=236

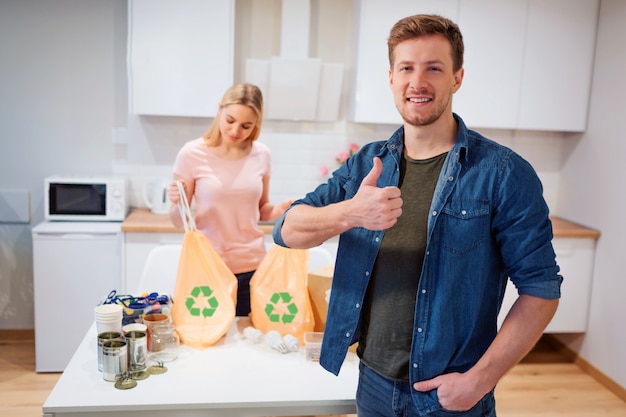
left=42, top=318, right=358, bottom=417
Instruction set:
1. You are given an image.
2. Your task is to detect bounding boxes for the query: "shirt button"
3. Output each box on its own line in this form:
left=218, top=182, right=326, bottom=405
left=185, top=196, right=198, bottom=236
left=355, top=303, right=360, bottom=309
left=432, top=211, right=437, bottom=216
left=365, top=271, right=370, bottom=277
left=417, top=328, right=423, bottom=333
left=448, top=176, right=454, bottom=181
left=345, top=332, right=350, bottom=338
left=421, top=289, right=426, bottom=294
left=375, top=237, right=380, bottom=243
left=413, top=363, right=418, bottom=368
left=461, top=210, right=467, bottom=215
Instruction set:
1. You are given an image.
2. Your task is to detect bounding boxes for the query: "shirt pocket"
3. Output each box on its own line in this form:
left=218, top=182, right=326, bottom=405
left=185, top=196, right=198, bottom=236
left=439, top=199, right=490, bottom=255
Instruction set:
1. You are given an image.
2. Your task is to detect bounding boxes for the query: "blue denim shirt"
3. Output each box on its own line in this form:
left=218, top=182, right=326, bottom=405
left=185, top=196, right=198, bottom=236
left=273, top=115, right=562, bottom=415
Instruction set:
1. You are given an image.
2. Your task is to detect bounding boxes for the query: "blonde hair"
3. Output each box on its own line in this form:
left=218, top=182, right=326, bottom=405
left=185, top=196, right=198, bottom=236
left=203, top=83, right=264, bottom=146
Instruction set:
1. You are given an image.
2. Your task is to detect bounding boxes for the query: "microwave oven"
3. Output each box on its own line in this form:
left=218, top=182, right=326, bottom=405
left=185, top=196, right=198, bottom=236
left=44, top=175, right=129, bottom=221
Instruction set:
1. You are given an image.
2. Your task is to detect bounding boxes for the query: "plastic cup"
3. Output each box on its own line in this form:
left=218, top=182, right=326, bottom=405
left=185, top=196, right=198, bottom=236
left=95, top=304, right=123, bottom=334
left=304, top=332, right=324, bottom=361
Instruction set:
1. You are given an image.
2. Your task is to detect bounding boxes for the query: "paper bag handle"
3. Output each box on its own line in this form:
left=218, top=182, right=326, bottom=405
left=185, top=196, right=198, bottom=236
left=177, top=180, right=196, bottom=231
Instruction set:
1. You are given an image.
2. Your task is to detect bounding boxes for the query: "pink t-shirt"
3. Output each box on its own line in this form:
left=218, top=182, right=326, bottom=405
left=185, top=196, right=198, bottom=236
left=173, top=138, right=271, bottom=274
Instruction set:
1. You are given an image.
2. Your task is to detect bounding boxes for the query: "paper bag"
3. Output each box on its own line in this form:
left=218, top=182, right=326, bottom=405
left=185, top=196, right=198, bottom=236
left=250, top=245, right=315, bottom=343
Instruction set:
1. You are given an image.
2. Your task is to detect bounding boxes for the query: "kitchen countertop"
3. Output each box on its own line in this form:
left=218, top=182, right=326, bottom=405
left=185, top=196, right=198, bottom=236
left=550, top=217, right=600, bottom=239
left=122, top=208, right=275, bottom=234
left=122, top=208, right=600, bottom=239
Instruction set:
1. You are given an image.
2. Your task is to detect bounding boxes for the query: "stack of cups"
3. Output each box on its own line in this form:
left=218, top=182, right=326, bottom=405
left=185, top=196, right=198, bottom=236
left=95, top=304, right=124, bottom=374
left=94, top=304, right=123, bottom=334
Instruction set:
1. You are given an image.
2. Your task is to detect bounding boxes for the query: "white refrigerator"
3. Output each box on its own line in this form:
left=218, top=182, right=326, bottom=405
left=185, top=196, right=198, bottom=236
left=32, top=221, right=124, bottom=372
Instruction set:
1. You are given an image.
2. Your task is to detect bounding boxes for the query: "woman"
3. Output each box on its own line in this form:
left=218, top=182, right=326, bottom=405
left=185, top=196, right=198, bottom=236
left=167, top=82, right=292, bottom=316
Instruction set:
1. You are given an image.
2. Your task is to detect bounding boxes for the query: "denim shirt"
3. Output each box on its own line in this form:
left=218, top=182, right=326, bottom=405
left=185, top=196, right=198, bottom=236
left=273, top=114, right=562, bottom=415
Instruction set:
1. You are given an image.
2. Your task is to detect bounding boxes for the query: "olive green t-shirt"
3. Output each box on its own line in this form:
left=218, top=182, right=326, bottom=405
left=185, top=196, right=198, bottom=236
left=358, top=151, right=447, bottom=382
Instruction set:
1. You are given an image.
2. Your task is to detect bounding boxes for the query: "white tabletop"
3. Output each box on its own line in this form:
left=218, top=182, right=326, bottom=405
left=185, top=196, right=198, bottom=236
left=42, top=318, right=358, bottom=417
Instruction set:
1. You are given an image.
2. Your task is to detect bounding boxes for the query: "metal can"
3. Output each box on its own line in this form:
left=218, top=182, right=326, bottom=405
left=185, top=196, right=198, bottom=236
left=97, top=331, right=123, bottom=372
left=101, top=340, right=128, bottom=382
left=125, top=330, right=147, bottom=373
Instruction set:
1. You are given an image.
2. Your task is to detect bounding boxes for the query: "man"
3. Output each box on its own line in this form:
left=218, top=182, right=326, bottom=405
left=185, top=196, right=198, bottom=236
left=273, top=14, right=561, bottom=417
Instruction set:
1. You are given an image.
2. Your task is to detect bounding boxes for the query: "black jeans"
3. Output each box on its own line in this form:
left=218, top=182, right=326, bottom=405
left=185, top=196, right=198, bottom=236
left=234, top=270, right=254, bottom=317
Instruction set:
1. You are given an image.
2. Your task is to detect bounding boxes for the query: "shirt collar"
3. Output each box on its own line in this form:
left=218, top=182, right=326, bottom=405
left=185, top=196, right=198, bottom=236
left=385, top=114, right=470, bottom=162
left=452, top=113, right=470, bottom=162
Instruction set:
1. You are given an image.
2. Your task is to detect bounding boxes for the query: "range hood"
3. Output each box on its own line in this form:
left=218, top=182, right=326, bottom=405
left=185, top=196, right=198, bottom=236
left=245, top=0, right=344, bottom=122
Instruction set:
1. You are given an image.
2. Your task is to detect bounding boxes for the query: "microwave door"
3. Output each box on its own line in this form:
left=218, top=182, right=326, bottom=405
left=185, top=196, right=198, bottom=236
left=49, top=183, right=106, bottom=216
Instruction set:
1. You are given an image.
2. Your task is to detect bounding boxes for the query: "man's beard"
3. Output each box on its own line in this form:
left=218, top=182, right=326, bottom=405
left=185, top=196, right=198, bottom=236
left=398, top=93, right=452, bottom=127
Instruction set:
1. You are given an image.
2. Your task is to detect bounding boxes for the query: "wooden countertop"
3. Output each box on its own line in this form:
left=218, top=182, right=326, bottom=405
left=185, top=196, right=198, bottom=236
left=122, top=208, right=600, bottom=239
left=121, top=208, right=274, bottom=234
left=550, top=216, right=600, bottom=239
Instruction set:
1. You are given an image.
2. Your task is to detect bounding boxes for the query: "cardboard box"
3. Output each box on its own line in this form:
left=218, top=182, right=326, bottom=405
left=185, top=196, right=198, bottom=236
left=307, top=265, right=358, bottom=353
left=307, top=265, right=333, bottom=332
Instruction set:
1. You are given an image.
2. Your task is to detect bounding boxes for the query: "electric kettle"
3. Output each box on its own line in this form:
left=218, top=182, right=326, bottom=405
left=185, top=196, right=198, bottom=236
left=143, top=177, right=171, bottom=215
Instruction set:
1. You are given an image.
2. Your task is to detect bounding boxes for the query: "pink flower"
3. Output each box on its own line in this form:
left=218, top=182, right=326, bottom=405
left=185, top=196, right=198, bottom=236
left=336, top=151, right=350, bottom=164
left=320, top=165, right=329, bottom=176
left=326, top=144, right=360, bottom=170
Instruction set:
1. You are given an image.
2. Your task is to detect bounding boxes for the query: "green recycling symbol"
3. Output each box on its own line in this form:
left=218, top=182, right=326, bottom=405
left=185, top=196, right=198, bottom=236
left=264, top=292, right=298, bottom=323
left=185, top=286, right=219, bottom=318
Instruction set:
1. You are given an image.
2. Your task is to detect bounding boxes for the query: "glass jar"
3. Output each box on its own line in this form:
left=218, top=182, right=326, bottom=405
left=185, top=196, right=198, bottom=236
left=148, top=322, right=180, bottom=363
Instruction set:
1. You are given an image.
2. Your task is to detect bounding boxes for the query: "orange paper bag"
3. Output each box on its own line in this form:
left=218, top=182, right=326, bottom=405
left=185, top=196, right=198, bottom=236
left=170, top=182, right=237, bottom=349
left=250, top=244, right=315, bottom=343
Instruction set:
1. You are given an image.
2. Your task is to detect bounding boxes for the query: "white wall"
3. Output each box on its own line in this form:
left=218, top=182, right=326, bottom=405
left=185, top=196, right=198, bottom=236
left=0, top=0, right=127, bottom=327
left=0, top=0, right=622, bottom=392
left=554, top=0, right=626, bottom=390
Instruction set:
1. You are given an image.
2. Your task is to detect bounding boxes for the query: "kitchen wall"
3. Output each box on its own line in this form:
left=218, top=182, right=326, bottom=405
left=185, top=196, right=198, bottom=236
left=0, top=0, right=623, bottom=391
left=553, top=0, right=626, bottom=392
left=0, top=0, right=127, bottom=328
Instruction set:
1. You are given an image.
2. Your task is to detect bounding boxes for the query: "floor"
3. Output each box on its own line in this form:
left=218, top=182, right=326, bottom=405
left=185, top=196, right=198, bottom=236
left=1, top=335, right=625, bottom=417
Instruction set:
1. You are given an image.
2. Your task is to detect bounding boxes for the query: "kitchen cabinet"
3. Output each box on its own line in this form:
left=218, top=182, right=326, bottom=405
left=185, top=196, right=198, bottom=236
left=351, top=0, right=599, bottom=132
left=516, top=0, right=598, bottom=131
left=124, top=232, right=184, bottom=294
left=497, top=237, right=597, bottom=332
left=453, top=0, right=527, bottom=129
left=127, top=0, right=234, bottom=117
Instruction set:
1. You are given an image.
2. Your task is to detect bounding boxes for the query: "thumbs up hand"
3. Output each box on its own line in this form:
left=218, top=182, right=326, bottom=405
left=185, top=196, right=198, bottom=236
left=348, top=157, right=402, bottom=231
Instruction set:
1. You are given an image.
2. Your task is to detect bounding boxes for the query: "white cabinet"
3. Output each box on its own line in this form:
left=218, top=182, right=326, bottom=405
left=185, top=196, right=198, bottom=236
left=516, top=0, right=598, bottom=131
left=460, top=0, right=598, bottom=132
left=498, top=237, right=596, bottom=333
left=453, top=0, right=527, bottom=129
left=124, top=232, right=184, bottom=294
left=128, top=0, right=234, bottom=117
left=352, top=0, right=599, bottom=132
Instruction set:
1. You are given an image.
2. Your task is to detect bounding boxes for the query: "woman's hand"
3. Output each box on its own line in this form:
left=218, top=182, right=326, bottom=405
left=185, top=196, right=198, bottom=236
left=167, top=180, right=185, bottom=205
left=260, top=199, right=295, bottom=222
left=270, top=199, right=295, bottom=220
